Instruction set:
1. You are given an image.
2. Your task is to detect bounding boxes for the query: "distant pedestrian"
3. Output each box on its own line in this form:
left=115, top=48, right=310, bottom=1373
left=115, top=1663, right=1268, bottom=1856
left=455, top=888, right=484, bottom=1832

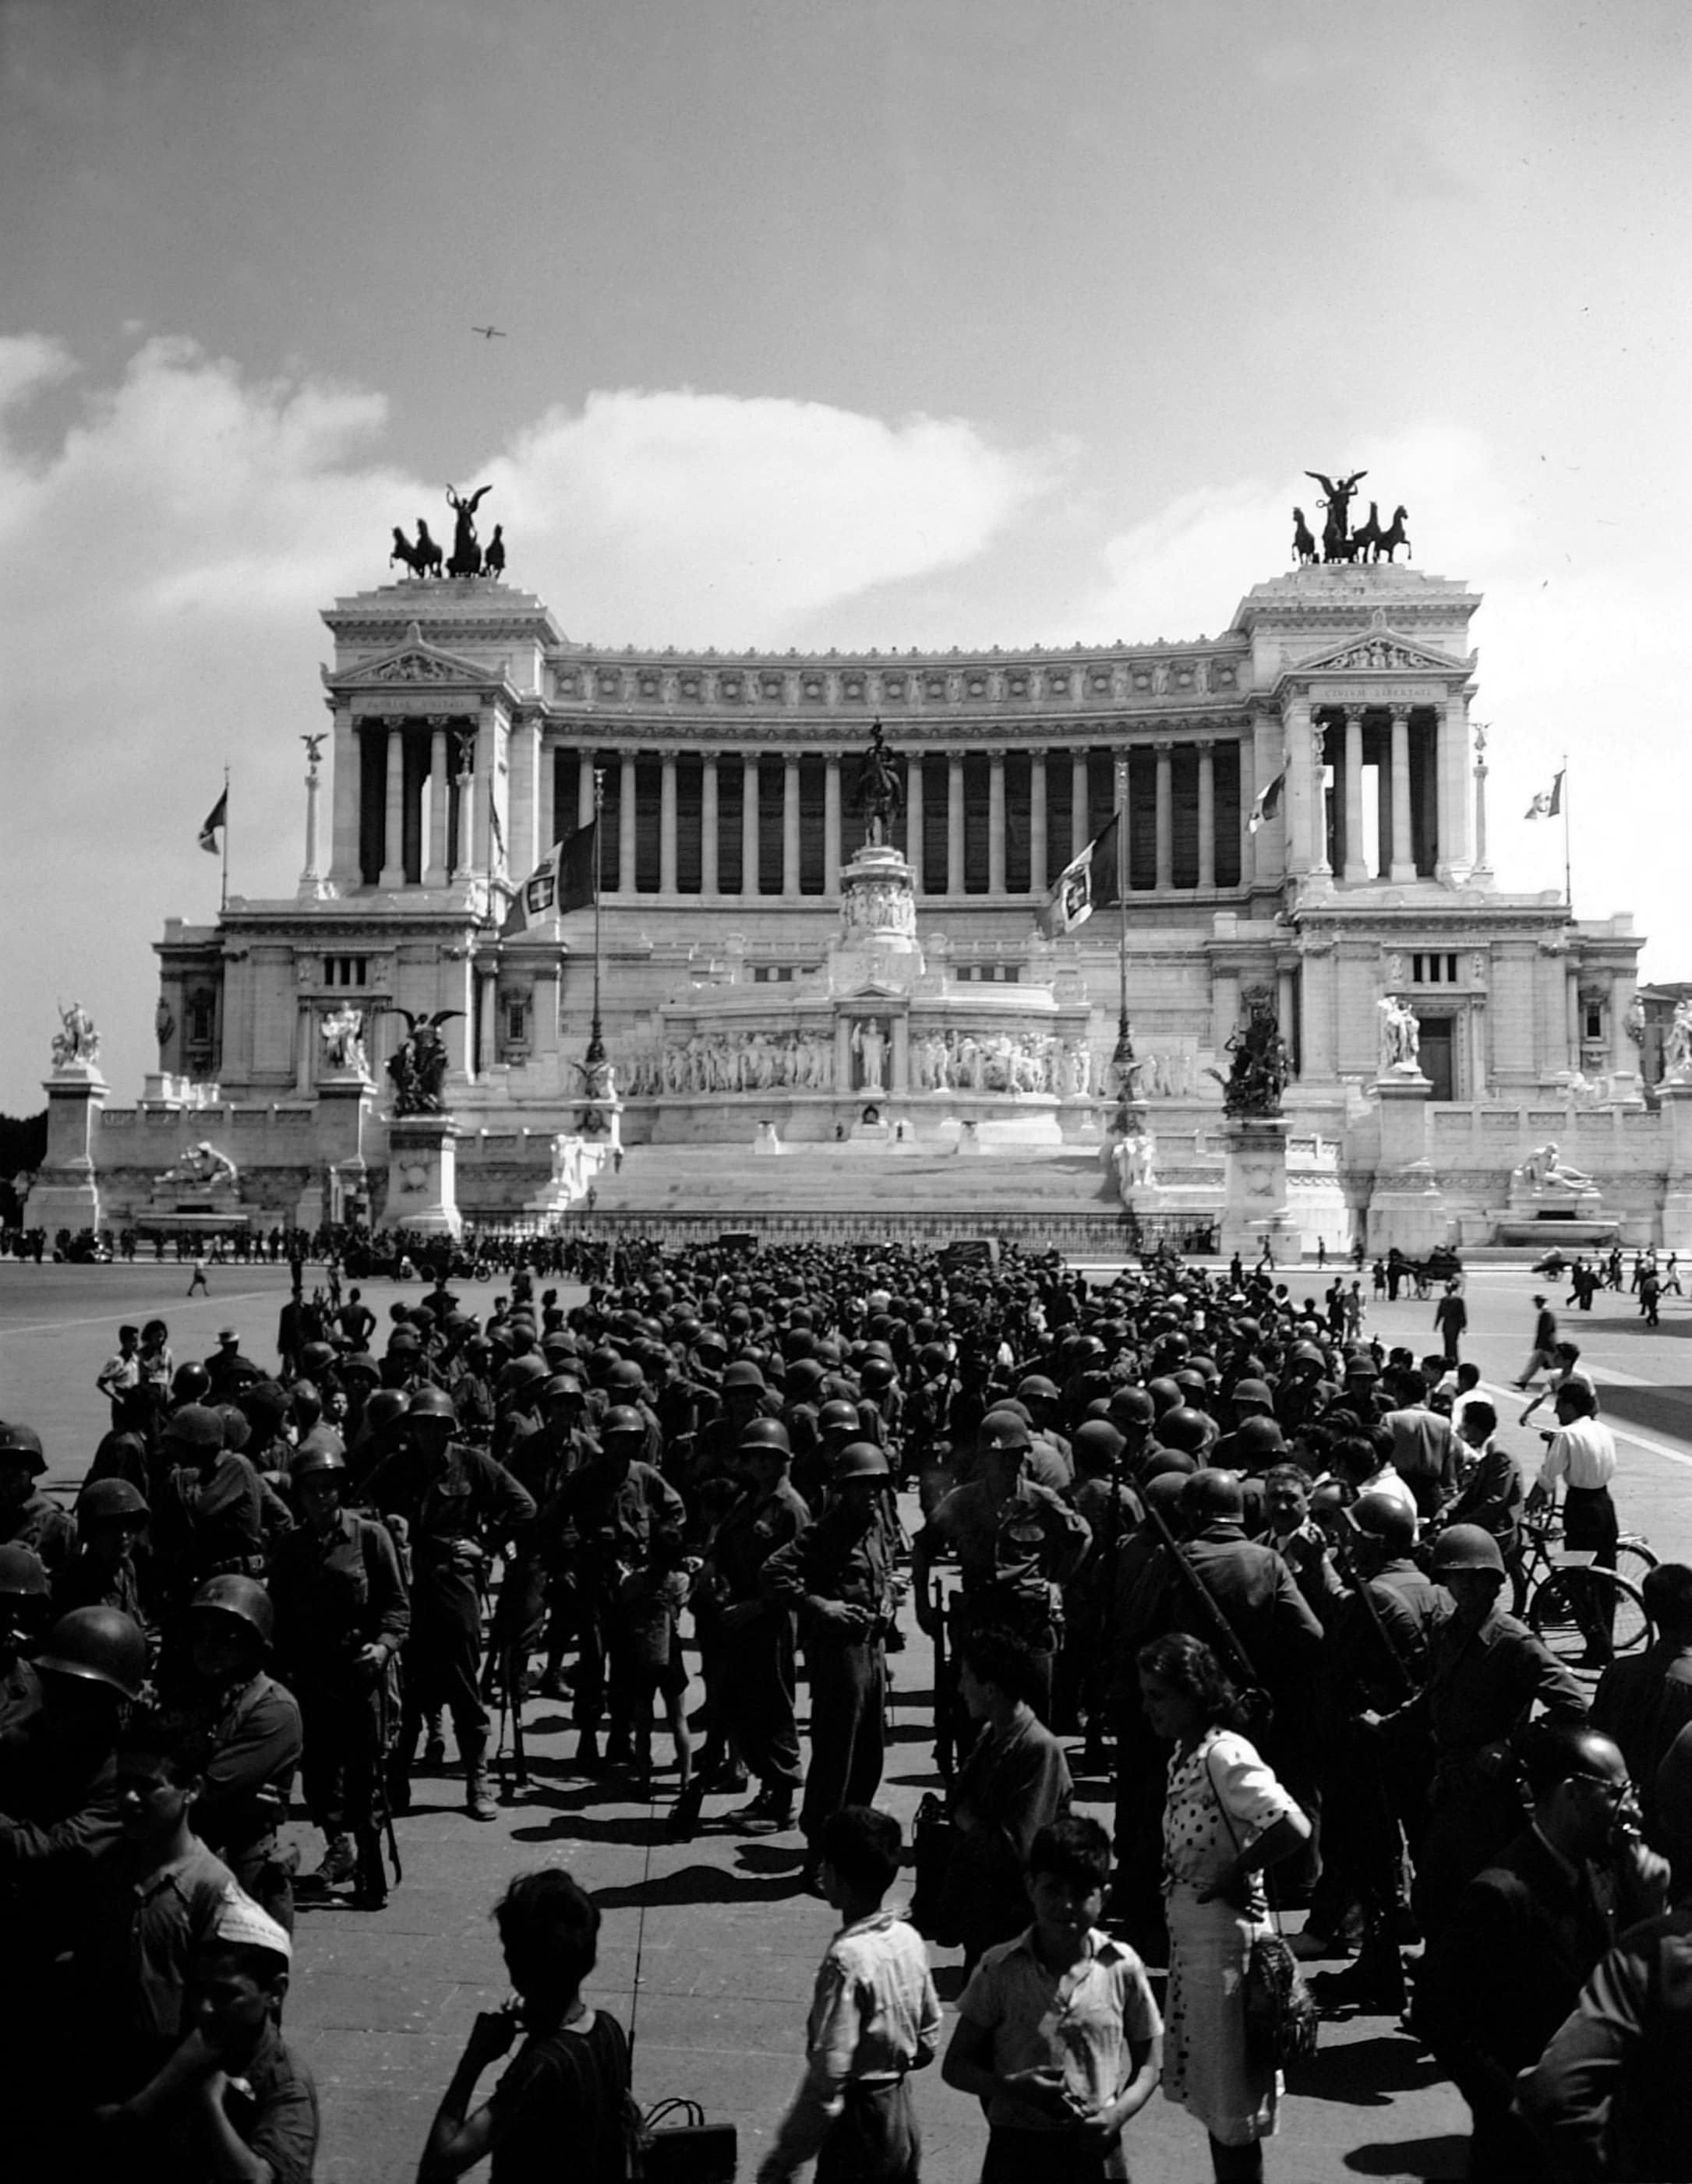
left=1432, top=1281, right=1468, bottom=1364
left=1511, top=1293, right=1559, bottom=1392
left=186, top=1257, right=209, bottom=1297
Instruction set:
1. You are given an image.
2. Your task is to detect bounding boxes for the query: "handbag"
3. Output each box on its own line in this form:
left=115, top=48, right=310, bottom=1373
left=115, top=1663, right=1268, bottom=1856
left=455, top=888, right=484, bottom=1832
left=634, top=2096, right=737, bottom=2182
left=1203, top=1748, right=1319, bottom=2073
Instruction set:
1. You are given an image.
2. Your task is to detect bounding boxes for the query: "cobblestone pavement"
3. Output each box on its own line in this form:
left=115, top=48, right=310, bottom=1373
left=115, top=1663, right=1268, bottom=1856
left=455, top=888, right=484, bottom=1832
left=7, top=1256, right=1691, bottom=2180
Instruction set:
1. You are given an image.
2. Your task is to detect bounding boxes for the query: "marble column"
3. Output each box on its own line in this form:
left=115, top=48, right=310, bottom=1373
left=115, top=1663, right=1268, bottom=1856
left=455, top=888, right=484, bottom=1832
left=1310, top=719, right=1332, bottom=877
left=1154, top=741, right=1174, bottom=891
left=1390, top=708, right=1415, bottom=880
left=906, top=756, right=924, bottom=892
left=947, top=753, right=965, bottom=896
left=742, top=754, right=760, bottom=895
left=1030, top=753, right=1047, bottom=895
left=1342, top=708, right=1366, bottom=882
left=1439, top=694, right=1471, bottom=875
left=578, top=757, right=595, bottom=831
left=618, top=753, right=637, bottom=894
left=379, top=725, right=405, bottom=887
left=987, top=753, right=1007, bottom=896
left=1283, top=690, right=1314, bottom=873
left=476, top=965, right=497, bottom=1077
left=823, top=757, right=842, bottom=894
left=1197, top=739, right=1217, bottom=891
left=330, top=701, right=358, bottom=884
left=425, top=725, right=450, bottom=886
left=1071, top=753, right=1089, bottom=859
left=659, top=753, right=679, bottom=894
left=701, top=758, right=719, bottom=897
left=475, top=703, right=500, bottom=874
left=782, top=756, right=801, bottom=897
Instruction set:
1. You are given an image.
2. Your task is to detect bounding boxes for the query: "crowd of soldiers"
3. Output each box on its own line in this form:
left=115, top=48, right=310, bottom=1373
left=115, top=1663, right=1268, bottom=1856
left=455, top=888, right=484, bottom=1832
left=2, top=1236, right=1689, bottom=2176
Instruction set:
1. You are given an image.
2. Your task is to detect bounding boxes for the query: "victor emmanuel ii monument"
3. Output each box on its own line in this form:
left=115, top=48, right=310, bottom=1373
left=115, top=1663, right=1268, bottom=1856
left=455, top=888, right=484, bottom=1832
left=36, top=471, right=1682, bottom=1252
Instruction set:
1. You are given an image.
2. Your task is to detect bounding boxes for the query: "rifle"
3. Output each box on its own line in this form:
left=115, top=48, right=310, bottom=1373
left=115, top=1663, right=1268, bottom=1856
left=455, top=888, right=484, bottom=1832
left=1141, top=1498, right=1275, bottom=1741
left=931, top=1574, right=954, bottom=1778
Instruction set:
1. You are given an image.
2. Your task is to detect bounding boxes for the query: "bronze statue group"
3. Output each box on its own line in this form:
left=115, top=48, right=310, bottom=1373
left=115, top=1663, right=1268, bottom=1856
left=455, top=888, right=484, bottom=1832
left=2, top=1237, right=1690, bottom=2180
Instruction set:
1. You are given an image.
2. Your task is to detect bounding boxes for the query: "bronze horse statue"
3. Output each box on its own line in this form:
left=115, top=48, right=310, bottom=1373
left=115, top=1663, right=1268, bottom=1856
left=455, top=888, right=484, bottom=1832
left=1372, top=505, right=1411, bottom=562
left=388, top=521, right=443, bottom=578
left=1291, top=506, right=1319, bottom=566
left=1349, top=500, right=1383, bottom=560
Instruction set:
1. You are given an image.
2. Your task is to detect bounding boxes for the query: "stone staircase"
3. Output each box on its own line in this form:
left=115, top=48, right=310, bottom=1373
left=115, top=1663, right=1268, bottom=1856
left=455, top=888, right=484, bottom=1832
left=578, top=1141, right=1177, bottom=1251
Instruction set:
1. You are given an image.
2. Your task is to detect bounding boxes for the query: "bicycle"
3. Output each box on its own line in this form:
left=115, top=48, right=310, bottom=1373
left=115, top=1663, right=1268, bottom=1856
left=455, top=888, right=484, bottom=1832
left=1510, top=1501, right=1651, bottom=1664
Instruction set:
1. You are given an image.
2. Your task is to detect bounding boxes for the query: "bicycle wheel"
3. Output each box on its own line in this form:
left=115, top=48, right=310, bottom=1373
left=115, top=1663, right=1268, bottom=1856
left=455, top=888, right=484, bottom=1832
left=1528, top=1568, right=1650, bottom=1664
left=1614, top=1539, right=1658, bottom=1593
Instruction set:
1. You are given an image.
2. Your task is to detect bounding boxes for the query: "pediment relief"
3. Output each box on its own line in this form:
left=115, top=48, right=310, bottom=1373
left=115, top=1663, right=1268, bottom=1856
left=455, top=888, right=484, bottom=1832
left=1294, top=629, right=1471, bottom=678
left=323, top=620, right=498, bottom=692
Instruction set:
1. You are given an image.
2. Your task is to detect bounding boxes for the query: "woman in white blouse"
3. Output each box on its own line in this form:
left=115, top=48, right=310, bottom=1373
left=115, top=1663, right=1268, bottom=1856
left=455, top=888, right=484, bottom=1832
left=1138, top=1633, right=1311, bottom=2184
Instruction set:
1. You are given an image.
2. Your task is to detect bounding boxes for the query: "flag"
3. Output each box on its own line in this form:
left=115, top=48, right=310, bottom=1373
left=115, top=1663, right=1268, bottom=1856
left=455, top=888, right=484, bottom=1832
left=198, top=789, right=228, bottom=855
left=1524, top=770, right=1564, bottom=820
left=1247, top=767, right=1287, bottom=836
left=1045, top=814, right=1120, bottom=934
left=501, top=824, right=597, bottom=936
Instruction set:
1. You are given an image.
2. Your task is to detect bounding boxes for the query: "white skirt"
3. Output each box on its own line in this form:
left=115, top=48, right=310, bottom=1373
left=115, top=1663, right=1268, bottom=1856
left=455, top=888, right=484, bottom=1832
left=1161, top=1883, right=1281, bottom=2147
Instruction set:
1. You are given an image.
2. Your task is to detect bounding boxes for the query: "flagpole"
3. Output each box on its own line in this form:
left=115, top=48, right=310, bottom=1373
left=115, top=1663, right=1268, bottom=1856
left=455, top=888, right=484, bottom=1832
left=585, top=768, right=606, bottom=1068
left=1110, top=756, right=1135, bottom=1099
left=220, top=763, right=230, bottom=914
left=1561, top=753, right=1572, bottom=913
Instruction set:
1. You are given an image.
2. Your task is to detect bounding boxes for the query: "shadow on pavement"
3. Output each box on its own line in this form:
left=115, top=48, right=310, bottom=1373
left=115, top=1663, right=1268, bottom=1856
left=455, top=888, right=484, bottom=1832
left=1293, top=2032, right=1446, bottom=2109
left=1342, top=2131, right=1467, bottom=2179
left=590, top=1863, right=805, bottom=1910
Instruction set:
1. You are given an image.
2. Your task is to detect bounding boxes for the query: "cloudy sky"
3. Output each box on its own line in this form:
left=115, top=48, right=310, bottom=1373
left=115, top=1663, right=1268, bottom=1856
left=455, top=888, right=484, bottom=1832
left=2, top=0, right=1687, bottom=1111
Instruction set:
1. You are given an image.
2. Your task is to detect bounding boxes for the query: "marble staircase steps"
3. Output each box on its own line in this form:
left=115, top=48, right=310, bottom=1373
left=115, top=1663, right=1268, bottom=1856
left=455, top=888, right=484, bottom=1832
left=589, top=1144, right=1114, bottom=1215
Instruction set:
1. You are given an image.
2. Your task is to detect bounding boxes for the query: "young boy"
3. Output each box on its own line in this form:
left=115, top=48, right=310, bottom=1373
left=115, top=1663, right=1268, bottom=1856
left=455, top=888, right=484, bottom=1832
left=943, top=1814, right=1162, bottom=2183
left=90, top=1708, right=235, bottom=2098
left=99, top=1886, right=318, bottom=2182
left=420, top=1868, right=632, bottom=2182
left=759, top=1805, right=941, bottom=2184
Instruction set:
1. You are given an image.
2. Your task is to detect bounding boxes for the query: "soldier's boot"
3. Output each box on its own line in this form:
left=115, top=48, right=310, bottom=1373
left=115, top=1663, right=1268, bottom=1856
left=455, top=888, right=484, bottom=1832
left=313, top=1832, right=357, bottom=1887
left=422, top=1709, right=447, bottom=1769
left=352, top=1830, right=388, bottom=1911
left=462, top=1733, right=500, bottom=1822
left=665, top=1777, right=705, bottom=1840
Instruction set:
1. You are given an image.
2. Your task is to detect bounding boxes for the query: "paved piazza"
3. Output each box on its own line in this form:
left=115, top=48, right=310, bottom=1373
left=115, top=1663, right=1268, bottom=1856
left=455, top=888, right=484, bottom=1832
left=5, top=1256, right=1690, bottom=2182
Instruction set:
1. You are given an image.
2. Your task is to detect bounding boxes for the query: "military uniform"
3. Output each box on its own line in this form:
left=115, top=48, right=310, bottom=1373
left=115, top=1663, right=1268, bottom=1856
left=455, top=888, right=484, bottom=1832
left=271, top=1508, right=409, bottom=1874
left=185, top=1667, right=305, bottom=1930
left=918, top=1472, right=1091, bottom=1719
left=0, top=1492, right=75, bottom=1576
left=708, top=1477, right=811, bottom=1809
left=764, top=1500, right=893, bottom=1852
left=545, top=1455, right=686, bottom=1751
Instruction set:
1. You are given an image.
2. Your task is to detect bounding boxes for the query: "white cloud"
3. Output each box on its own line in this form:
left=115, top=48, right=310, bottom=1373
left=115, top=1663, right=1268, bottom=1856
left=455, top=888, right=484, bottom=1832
left=0, top=340, right=1051, bottom=1112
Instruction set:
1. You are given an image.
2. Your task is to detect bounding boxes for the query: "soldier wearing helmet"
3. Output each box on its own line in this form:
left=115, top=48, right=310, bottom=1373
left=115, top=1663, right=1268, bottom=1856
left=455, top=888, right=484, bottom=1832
left=151, top=1403, right=293, bottom=1607
left=270, top=1446, right=408, bottom=1907
left=0, top=1422, right=74, bottom=1575
left=691, top=1418, right=811, bottom=1836
left=1413, top=1523, right=1587, bottom=1935
left=154, top=1576, right=298, bottom=1933
left=363, top=1387, right=535, bottom=1823
left=763, top=1442, right=895, bottom=1889
left=540, top=1407, right=685, bottom=1773
left=912, top=1406, right=1091, bottom=1720
left=0, top=1542, right=51, bottom=1731
left=58, top=1478, right=151, bottom=1627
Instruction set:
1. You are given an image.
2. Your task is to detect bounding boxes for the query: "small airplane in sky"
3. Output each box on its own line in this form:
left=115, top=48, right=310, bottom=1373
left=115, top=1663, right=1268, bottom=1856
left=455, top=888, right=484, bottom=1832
left=470, top=324, right=507, bottom=340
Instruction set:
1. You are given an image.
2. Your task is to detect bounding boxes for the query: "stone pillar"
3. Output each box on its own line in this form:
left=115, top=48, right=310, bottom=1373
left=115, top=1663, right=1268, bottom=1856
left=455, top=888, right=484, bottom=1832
left=1439, top=693, right=1471, bottom=876
left=538, top=739, right=556, bottom=863
left=906, top=756, right=924, bottom=893
left=1219, top=1117, right=1297, bottom=1259
left=425, top=726, right=450, bottom=885
left=834, top=1015, right=853, bottom=1094
left=823, top=757, right=842, bottom=894
left=1342, top=708, right=1366, bottom=882
left=782, top=755, right=801, bottom=897
left=892, top=1013, right=910, bottom=1094
left=1310, top=717, right=1333, bottom=877
left=298, top=757, right=329, bottom=901
left=1070, top=753, right=1089, bottom=859
left=1659, top=1082, right=1692, bottom=1247
left=1366, top=1072, right=1449, bottom=1254
left=1154, top=742, right=1174, bottom=891
left=329, top=702, right=359, bottom=884
left=475, top=965, right=497, bottom=1077
left=27, top=1065, right=108, bottom=1236
left=295, top=999, right=314, bottom=1094
left=1611, top=965, right=1641, bottom=1097
left=380, top=1115, right=461, bottom=1237
left=742, top=754, right=760, bottom=896
left=618, top=753, right=637, bottom=894
left=948, top=753, right=965, bottom=896
left=1030, top=753, right=1047, bottom=895
left=987, top=753, right=1007, bottom=895
left=475, top=704, right=500, bottom=874
left=1283, top=690, right=1314, bottom=874
left=1197, top=739, right=1216, bottom=891
left=659, top=753, right=679, bottom=894
left=578, top=757, right=596, bottom=831
left=379, top=725, right=404, bottom=887
left=701, top=757, right=719, bottom=897
left=1390, top=708, right=1415, bottom=880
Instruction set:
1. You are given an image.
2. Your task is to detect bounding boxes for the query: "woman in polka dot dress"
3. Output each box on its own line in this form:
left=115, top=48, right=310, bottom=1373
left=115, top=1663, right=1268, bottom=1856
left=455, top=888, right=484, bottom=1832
left=1138, top=1633, right=1311, bottom=2184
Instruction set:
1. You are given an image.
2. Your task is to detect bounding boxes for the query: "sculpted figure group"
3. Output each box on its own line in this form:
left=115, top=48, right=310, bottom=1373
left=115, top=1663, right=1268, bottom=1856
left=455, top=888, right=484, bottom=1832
left=157, top=1140, right=238, bottom=1191
left=1377, top=993, right=1422, bottom=1075
left=319, top=1006, right=369, bottom=1077
left=51, top=1000, right=100, bottom=1070
left=622, top=1030, right=838, bottom=1099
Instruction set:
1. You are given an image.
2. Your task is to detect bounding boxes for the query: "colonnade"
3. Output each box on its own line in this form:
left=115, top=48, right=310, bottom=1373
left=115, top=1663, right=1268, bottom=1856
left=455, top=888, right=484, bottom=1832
left=553, top=739, right=1249, bottom=901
